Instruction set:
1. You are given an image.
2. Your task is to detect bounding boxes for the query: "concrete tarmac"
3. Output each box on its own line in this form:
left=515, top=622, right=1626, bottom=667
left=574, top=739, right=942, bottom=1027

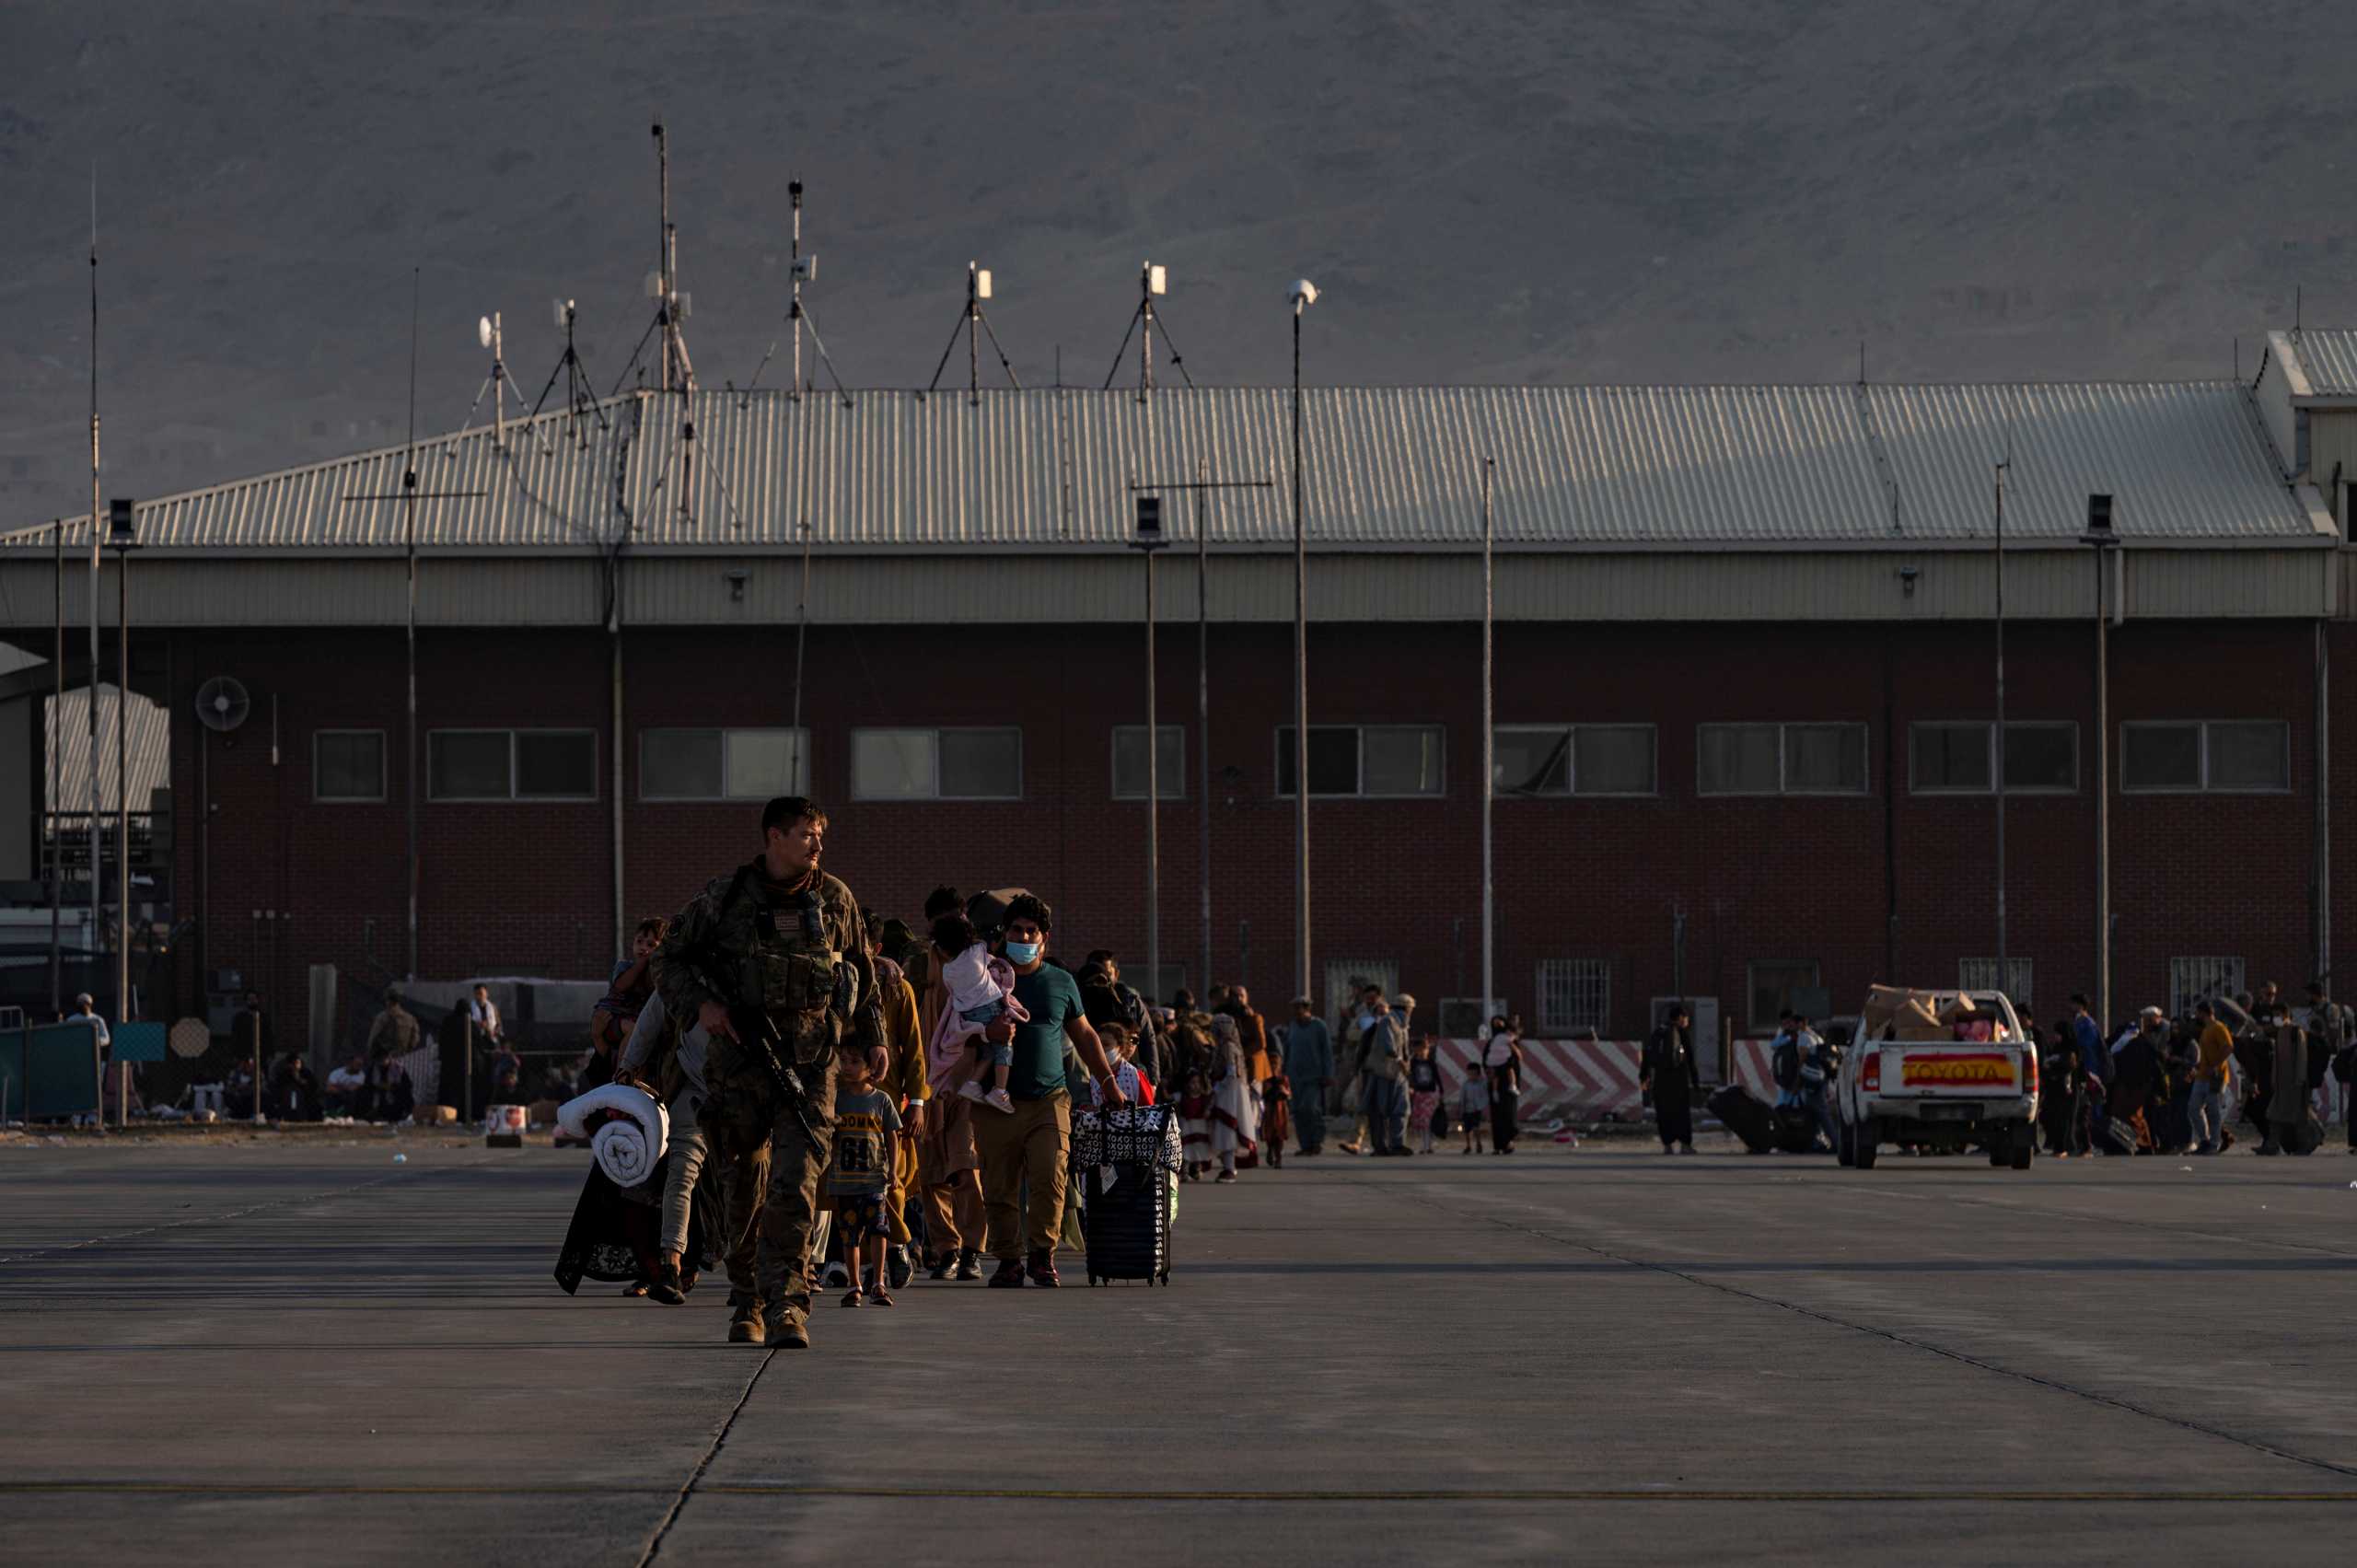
left=4, top=1132, right=2355, bottom=1564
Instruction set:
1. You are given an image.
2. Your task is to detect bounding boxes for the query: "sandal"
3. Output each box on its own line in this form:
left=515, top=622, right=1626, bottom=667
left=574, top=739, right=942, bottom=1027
left=866, top=1287, right=896, bottom=1307
left=840, top=1288, right=865, bottom=1307
left=622, top=1280, right=650, bottom=1297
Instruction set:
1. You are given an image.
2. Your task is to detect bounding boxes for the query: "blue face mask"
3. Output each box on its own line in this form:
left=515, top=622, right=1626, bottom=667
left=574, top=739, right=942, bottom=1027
left=1006, top=939, right=1042, bottom=965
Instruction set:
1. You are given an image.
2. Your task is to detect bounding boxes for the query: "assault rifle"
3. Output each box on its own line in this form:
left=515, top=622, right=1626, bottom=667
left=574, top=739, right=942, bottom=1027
left=672, top=945, right=821, bottom=1141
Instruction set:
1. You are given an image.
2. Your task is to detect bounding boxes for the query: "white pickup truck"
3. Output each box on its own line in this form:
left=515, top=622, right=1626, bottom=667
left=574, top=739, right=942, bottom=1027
left=1834, top=988, right=2038, bottom=1170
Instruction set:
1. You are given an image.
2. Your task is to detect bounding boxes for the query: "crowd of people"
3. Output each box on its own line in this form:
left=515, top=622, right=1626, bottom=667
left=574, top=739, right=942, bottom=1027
left=2030, top=981, right=2354, bottom=1158
left=540, top=793, right=1527, bottom=1349
left=1632, top=979, right=2357, bottom=1161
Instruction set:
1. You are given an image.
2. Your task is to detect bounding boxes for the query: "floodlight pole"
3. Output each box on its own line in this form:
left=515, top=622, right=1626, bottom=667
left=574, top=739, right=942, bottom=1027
left=2083, top=496, right=2119, bottom=1034
left=51, top=517, right=64, bottom=1018
left=1480, top=458, right=1495, bottom=1026
left=1132, top=508, right=1167, bottom=1005
left=87, top=185, right=102, bottom=1040
left=1994, top=458, right=2007, bottom=986
left=1196, top=461, right=1212, bottom=993
left=1290, top=289, right=1314, bottom=1006
left=112, top=507, right=134, bottom=1124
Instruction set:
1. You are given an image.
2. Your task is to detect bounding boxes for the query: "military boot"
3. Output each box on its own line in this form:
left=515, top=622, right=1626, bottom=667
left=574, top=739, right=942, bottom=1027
left=727, top=1298, right=765, bottom=1345
left=766, top=1307, right=810, bottom=1350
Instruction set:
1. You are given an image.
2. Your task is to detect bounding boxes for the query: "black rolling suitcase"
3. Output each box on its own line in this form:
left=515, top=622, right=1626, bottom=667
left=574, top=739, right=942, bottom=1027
left=1707, top=1085, right=1778, bottom=1154
left=1771, top=1104, right=1821, bottom=1154
left=1071, top=1103, right=1183, bottom=1285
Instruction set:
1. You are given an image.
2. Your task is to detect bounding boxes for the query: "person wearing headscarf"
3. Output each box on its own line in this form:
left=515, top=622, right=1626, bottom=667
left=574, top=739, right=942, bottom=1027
left=1206, top=1011, right=1259, bottom=1183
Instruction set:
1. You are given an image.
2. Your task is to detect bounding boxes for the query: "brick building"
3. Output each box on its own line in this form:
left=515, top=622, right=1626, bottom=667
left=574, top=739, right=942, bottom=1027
left=6, top=339, right=2357, bottom=1060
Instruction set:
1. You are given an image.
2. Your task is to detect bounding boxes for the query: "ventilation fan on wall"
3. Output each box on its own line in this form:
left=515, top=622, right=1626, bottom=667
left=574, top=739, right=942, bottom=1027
left=195, top=676, right=250, bottom=733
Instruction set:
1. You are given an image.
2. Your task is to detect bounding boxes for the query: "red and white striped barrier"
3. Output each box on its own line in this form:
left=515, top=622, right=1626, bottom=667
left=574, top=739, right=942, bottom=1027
left=1729, top=1039, right=1776, bottom=1101
left=1429, top=1036, right=1794, bottom=1121
left=1435, top=1039, right=1643, bottom=1119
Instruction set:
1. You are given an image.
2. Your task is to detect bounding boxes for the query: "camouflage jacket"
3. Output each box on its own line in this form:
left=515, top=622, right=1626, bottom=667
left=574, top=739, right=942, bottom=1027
left=655, top=862, right=879, bottom=1067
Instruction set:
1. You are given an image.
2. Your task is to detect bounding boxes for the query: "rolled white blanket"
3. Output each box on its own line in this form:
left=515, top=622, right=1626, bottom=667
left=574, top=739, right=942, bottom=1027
left=556, top=1083, right=669, bottom=1188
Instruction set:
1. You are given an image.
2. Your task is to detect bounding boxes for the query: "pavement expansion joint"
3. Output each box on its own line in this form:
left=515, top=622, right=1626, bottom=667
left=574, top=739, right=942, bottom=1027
left=634, top=1343, right=778, bottom=1566
left=0, top=1157, right=501, bottom=1266
left=1354, top=1165, right=2357, bottom=1487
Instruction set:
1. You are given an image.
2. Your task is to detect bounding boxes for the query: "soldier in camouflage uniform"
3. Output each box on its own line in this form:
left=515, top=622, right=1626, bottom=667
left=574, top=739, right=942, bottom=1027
left=656, top=796, right=880, bottom=1350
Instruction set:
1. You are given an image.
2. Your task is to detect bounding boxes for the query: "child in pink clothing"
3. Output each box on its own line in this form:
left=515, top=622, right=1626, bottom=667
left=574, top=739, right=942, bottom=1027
left=926, top=913, right=1028, bottom=1114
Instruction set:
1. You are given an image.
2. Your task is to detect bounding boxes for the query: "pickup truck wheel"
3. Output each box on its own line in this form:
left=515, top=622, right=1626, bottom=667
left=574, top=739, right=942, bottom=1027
left=1835, top=1117, right=1855, bottom=1167
left=1853, top=1118, right=1878, bottom=1169
left=2008, top=1121, right=2035, bottom=1170
left=1987, top=1128, right=2009, bottom=1167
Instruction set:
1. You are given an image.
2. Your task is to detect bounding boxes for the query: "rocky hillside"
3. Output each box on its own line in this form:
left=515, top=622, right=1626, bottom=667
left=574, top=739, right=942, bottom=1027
left=1, top=0, right=2347, bottom=519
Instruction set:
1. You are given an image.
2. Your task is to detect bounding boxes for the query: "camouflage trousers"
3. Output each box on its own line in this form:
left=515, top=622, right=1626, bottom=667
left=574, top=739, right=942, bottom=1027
left=701, top=1045, right=837, bottom=1325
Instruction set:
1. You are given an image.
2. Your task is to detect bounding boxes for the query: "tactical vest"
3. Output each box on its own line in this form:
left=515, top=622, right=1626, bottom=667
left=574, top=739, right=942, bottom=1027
left=732, top=871, right=857, bottom=1063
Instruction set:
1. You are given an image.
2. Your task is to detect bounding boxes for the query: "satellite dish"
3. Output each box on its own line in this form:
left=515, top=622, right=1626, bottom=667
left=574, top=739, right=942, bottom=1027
left=168, top=1017, right=212, bottom=1059
left=478, top=316, right=493, bottom=350
left=1290, top=279, right=1319, bottom=308
left=195, top=676, right=250, bottom=733
left=552, top=297, right=574, bottom=331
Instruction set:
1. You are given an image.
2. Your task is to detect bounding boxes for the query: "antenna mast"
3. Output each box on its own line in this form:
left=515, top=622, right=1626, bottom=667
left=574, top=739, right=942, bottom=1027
left=784, top=180, right=854, bottom=790
left=791, top=180, right=803, bottom=397
left=1101, top=261, right=1191, bottom=395
left=652, top=122, right=698, bottom=518
left=927, top=262, right=1021, bottom=403
left=86, top=169, right=102, bottom=1026
left=338, top=270, right=485, bottom=981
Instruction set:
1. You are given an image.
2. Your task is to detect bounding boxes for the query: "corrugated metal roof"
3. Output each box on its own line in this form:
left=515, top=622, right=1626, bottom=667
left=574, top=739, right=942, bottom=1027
left=11, top=382, right=2320, bottom=553
left=2286, top=330, right=2357, bottom=396
left=1865, top=383, right=2316, bottom=540
left=45, top=686, right=168, bottom=813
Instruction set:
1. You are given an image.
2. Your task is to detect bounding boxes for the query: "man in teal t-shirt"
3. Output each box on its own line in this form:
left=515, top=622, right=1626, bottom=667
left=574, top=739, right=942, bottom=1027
left=976, top=893, right=1127, bottom=1288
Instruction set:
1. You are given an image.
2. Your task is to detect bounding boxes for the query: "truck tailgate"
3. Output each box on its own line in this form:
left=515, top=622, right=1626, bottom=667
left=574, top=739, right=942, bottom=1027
left=1885, top=1047, right=2020, bottom=1097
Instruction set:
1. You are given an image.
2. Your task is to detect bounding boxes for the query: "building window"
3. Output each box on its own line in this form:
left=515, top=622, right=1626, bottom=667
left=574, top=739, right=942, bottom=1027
left=1324, top=958, right=1399, bottom=1023
left=1277, top=726, right=1444, bottom=797
left=313, top=730, right=387, bottom=803
left=2169, top=956, right=2246, bottom=1017
left=2121, top=721, right=2290, bottom=793
left=1910, top=722, right=2077, bottom=794
left=1747, top=959, right=1821, bottom=1033
left=640, top=728, right=810, bottom=800
left=1699, top=724, right=1867, bottom=796
left=1537, top=958, right=1609, bottom=1034
left=1958, top=958, right=2034, bottom=1012
left=1110, top=726, right=1186, bottom=800
left=427, top=729, right=597, bottom=801
left=851, top=726, right=1021, bottom=800
left=1494, top=726, right=1657, bottom=796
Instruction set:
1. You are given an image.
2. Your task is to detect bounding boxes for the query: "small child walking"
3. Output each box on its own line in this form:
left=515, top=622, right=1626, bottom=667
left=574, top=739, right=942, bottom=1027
left=930, top=913, right=1028, bottom=1114
left=1407, top=1039, right=1443, bottom=1156
left=826, top=1040, right=903, bottom=1307
left=1458, top=1062, right=1491, bottom=1155
left=1260, top=1062, right=1292, bottom=1169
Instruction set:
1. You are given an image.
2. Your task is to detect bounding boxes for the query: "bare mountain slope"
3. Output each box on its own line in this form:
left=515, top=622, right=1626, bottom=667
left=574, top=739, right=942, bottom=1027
left=2, top=0, right=2351, bottom=522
